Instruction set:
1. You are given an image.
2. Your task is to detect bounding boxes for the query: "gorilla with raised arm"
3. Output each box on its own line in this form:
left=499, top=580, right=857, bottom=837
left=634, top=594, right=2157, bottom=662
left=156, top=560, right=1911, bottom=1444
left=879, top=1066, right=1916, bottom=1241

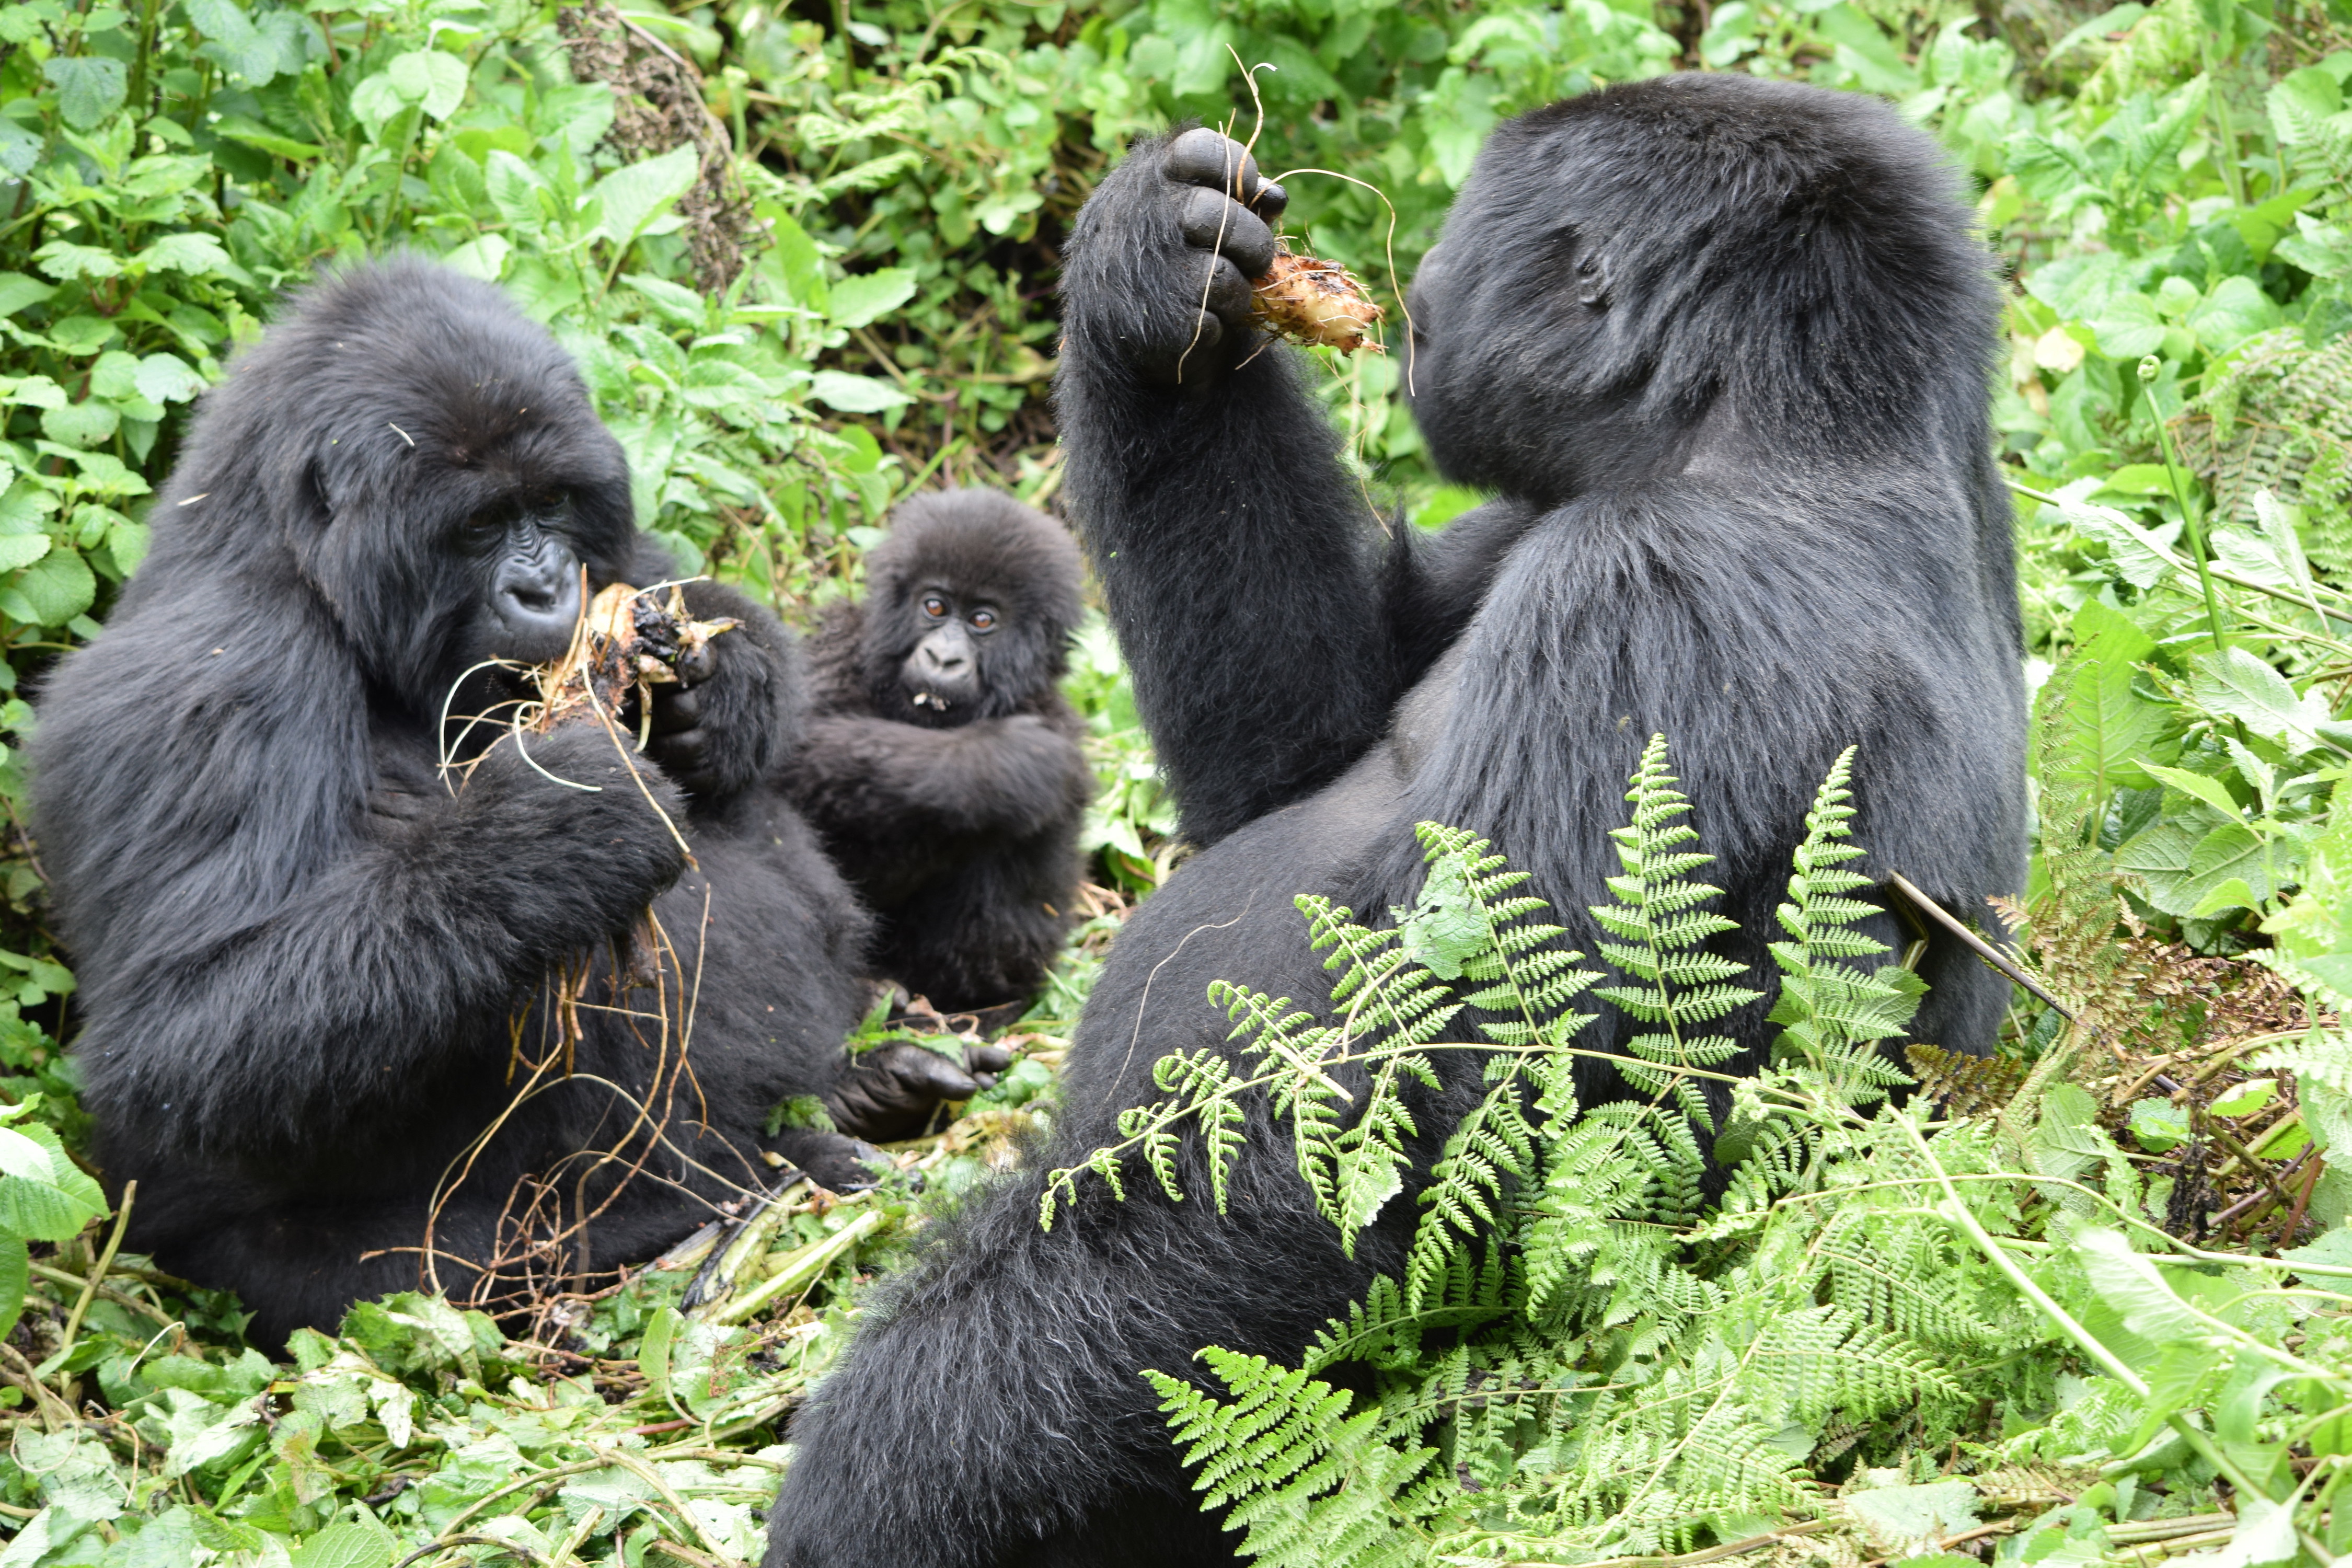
left=30, top=259, right=989, bottom=1346
left=788, top=489, right=1091, bottom=1013
left=767, top=75, right=2025, bottom=1567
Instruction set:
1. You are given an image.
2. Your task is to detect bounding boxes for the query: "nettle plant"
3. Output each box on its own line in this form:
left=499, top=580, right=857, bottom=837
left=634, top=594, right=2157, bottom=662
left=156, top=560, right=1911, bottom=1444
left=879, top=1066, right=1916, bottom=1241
left=1051, top=740, right=2352, bottom=1568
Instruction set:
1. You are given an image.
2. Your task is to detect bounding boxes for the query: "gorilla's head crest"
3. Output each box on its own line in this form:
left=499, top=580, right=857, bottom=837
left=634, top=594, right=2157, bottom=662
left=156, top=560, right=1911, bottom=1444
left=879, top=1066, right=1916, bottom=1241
left=1406, top=74, right=2000, bottom=503
left=857, top=489, right=1083, bottom=724
left=153, top=257, right=638, bottom=704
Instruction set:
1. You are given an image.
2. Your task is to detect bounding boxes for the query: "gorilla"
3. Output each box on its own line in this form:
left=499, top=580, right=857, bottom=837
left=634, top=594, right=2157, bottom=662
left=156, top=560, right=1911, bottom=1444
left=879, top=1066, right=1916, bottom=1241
left=30, top=259, right=985, bottom=1345
left=787, top=490, right=1091, bottom=1012
left=768, top=75, right=2025, bottom=1566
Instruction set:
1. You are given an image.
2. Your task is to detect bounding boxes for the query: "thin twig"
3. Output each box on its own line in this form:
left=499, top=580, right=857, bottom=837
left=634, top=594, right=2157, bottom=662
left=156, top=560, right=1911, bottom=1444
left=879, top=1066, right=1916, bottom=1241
left=1886, top=873, right=2070, bottom=1015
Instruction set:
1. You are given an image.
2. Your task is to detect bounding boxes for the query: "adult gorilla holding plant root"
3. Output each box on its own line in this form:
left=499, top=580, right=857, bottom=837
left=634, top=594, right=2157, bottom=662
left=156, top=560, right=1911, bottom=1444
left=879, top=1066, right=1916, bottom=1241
left=769, top=75, right=2026, bottom=1568
left=30, top=259, right=989, bottom=1345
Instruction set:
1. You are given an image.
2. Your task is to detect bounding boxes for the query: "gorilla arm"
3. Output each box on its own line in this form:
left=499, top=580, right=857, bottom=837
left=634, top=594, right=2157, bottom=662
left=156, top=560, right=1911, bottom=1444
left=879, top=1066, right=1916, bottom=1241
left=1059, top=131, right=1538, bottom=846
left=788, top=712, right=1090, bottom=845
left=80, top=724, right=688, bottom=1165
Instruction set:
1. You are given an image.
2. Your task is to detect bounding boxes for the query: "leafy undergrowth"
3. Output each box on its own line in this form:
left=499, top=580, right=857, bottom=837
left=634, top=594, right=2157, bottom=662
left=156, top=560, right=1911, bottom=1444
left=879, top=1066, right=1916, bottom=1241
left=0, top=1098, right=1049, bottom=1568
left=1088, top=750, right=2352, bottom=1568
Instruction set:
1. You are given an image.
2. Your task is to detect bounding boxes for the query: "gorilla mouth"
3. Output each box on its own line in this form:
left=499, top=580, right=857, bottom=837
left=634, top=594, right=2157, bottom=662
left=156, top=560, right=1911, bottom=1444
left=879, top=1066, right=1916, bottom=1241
left=909, top=690, right=954, bottom=712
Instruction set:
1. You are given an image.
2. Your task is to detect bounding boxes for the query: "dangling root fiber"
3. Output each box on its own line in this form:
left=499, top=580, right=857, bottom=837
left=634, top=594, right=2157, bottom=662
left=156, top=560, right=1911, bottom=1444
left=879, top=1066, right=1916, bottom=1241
left=1251, top=238, right=1383, bottom=354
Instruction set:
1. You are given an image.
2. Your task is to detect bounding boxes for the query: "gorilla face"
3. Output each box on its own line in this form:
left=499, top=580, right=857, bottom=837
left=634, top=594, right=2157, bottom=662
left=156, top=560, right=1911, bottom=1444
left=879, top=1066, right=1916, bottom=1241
left=898, top=583, right=1000, bottom=715
left=230, top=268, right=640, bottom=709
left=456, top=489, right=591, bottom=666
left=856, top=490, right=1082, bottom=731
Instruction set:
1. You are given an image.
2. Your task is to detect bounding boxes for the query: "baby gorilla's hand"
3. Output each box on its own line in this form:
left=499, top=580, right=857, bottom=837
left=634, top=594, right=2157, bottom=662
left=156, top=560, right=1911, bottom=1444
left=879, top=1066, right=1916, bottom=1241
left=822, top=1042, right=1014, bottom=1144
left=1066, top=127, right=1289, bottom=386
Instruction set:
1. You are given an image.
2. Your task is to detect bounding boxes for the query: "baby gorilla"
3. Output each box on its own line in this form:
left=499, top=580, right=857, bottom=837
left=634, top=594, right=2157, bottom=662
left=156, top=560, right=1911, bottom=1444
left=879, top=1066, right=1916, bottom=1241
left=788, top=490, right=1092, bottom=1013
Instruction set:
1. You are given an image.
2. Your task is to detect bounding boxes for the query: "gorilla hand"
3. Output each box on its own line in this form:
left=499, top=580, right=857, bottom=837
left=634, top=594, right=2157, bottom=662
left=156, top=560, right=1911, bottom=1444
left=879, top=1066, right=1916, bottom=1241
left=1064, top=126, right=1288, bottom=386
left=463, top=723, right=688, bottom=956
left=821, top=1042, right=1013, bottom=1144
left=643, top=581, right=788, bottom=800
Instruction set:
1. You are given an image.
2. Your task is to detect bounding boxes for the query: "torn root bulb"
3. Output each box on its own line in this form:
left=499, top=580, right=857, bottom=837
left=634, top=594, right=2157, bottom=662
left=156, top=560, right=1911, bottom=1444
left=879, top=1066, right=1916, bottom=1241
left=1251, top=239, right=1383, bottom=354
left=533, top=582, right=740, bottom=731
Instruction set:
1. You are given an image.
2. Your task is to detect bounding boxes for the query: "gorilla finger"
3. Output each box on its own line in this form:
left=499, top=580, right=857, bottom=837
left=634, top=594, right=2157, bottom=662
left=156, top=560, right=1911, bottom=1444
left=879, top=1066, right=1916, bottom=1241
left=890, top=1049, right=982, bottom=1100
left=649, top=686, right=701, bottom=734
left=1178, top=188, right=1275, bottom=278
left=1164, top=127, right=1260, bottom=196
left=966, top=1044, right=1014, bottom=1075
left=1201, top=254, right=1256, bottom=322
left=672, top=643, right=717, bottom=686
left=1251, top=179, right=1288, bottom=222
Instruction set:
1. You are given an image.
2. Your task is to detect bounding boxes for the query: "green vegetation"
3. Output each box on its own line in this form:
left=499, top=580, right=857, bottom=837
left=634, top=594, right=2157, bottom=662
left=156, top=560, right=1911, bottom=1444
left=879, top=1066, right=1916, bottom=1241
left=6, top=0, right=2352, bottom=1561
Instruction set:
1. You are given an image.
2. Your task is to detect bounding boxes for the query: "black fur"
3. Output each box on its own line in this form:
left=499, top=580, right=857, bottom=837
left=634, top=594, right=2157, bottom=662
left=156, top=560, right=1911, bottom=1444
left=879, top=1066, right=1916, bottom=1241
left=788, top=490, right=1091, bottom=1010
left=769, top=76, right=2026, bottom=1566
left=30, top=259, right=883, bottom=1346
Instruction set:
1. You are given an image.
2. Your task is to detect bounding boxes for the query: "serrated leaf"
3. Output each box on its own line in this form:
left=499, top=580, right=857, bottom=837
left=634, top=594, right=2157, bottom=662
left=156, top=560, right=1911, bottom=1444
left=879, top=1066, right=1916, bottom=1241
left=591, top=144, right=700, bottom=249
left=42, top=57, right=126, bottom=131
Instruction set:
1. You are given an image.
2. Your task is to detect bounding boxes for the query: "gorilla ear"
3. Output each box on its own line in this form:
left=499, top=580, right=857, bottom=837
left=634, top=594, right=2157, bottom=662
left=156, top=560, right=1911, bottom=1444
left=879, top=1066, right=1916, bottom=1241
left=1576, top=251, right=1611, bottom=310
left=297, top=457, right=333, bottom=527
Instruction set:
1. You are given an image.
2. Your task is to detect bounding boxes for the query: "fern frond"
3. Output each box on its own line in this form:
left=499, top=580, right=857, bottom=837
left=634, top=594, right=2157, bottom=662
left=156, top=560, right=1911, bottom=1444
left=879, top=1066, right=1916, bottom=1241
left=1149, top=1351, right=1443, bottom=1568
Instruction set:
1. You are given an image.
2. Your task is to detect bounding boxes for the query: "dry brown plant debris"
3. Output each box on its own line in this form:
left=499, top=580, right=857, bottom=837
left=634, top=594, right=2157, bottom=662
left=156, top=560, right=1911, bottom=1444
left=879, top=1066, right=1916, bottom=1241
left=558, top=3, right=754, bottom=293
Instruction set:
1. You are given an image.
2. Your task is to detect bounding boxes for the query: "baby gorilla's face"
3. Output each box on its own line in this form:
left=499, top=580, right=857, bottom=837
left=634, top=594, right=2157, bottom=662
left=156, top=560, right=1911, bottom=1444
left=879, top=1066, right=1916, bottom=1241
left=897, top=584, right=1001, bottom=720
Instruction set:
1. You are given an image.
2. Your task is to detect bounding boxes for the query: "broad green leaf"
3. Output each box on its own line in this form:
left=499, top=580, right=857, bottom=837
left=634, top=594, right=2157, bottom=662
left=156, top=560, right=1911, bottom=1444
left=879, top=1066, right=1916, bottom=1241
left=0, top=1127, right=54, bottom=1183
left=289, top=1521, right=394, bottom=1568
left=2058, top=495, right=2173, bottom=590
left=135, top=353, right=205, bottom=405
left=482, top=151, right=549, bottom=230
left=137, top=232, right=236, bottom=278
left=2117, top=815, right=2274, bottom=915
left=591, top=144, right=700, bottom=249
left=2140, top=760, right=2241, bottom=816
left=2090, top=292, right=2166, bottom=359
left=826, top=267, right=918, bottom=330
left=385, top=48, right=468, bottom=121
left=210, top=114, right=324, bottom=161
left=1846, top=1481, right=1978, bottom=1551
left=2187, top=275, right=2286, bottom=356
left=441, top=235, right=509, bottom=283
left=2074, top=1225, right=2206, bottom=1340
left=0, top=1172, right=101, bottom=1242
left=43, top=57, right=126, bottom=130
left=348, top=73, right=409, bottom=137
left=40, top=401, right=118, bottom=449
left=0, top=536, right=54, bottom=574
left=809, top=371, right=911, bottom=413
left=2209, top=1077, right=2276, bottom=1117
left=33, top=241, right=122, bottom=283
left=2270, top=65, right=2345, bottom=145
left=2190, top=645, right=2331, bottom=751
left=0, top=273, right=56, bottom=319
left=0, top=1235, right=23, bottom=1341
left=3, top=545, right=98, bottom=627
left=2127, top=1097, right=2189, bottom=1151
left=760, top=211, right=827, bottom=309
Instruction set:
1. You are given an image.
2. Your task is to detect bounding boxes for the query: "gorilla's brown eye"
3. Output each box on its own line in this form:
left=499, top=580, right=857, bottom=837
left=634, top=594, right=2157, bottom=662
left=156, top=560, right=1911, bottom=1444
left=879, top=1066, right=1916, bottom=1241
left=921, top=595, right=949, bottom=618
left=969, top=607, right=997, bottom=631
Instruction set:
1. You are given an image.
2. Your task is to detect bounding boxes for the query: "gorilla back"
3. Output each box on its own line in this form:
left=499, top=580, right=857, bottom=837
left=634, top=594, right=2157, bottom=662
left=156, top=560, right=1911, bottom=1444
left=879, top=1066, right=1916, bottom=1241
left=30, top=259, right=872, bottom=1344
left=767, top=77, right=2025, bottom=1567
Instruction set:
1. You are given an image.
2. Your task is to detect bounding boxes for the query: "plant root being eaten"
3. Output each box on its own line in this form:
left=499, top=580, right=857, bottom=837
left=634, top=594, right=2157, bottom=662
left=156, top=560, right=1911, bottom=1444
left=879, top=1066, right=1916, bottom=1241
left=1251, top=238, right=1383, bottom=353
left=533, top=581, right=739, bottom=733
